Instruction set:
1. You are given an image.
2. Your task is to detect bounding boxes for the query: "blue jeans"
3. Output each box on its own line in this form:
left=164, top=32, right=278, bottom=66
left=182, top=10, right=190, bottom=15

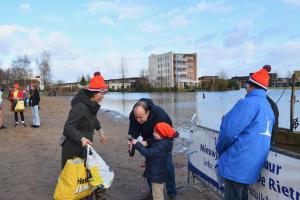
left=32, top=105, right=40, bottom=126
left=224, top=178, right=249, bottom=200
left=147, top=153, right=177, bottom=198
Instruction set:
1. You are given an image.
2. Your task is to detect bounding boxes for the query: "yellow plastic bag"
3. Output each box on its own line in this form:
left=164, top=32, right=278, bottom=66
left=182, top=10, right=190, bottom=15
left=54, top=157, right=93, bottom=200
left=86, top=145, right=114, bottom=189
left=14, top=100, right=25, bottom=112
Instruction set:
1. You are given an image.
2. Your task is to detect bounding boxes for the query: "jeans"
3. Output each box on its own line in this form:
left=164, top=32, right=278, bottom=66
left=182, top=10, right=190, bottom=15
left=147, top=153, right=177, bottom=198
left=224, top=178, right=249, bottom=200
left=32, top=105, right=40, bottom=126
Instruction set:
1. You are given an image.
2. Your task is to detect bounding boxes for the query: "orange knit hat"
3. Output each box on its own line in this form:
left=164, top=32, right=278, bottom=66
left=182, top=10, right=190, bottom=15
left=248, top=65, right=271, bottom=90
left=88, top=71, right=108, bottom=92
left=154, top=122, right=176, bottom=139
left=14, top=83, right=20, bottom=89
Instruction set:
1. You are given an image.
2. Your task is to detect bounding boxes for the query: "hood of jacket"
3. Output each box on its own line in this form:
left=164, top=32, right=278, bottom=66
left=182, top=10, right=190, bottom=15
left=71, top=89, right=100, bottom=114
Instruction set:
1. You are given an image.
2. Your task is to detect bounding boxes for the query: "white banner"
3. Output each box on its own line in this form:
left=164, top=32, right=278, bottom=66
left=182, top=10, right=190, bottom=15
left=189, top=126, right=300, bottom=200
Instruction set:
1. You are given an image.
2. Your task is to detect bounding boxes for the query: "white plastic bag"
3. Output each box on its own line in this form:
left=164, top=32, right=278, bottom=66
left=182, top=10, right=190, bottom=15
left=86, top=145, right=114, bottom=189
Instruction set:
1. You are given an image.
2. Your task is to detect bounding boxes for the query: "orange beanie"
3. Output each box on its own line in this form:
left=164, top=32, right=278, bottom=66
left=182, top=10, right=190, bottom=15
left=154, top=122, right=176, bottom=139
left=248, top=65, right=271, bottom=90
left=88, top=71, right=108, bottom=92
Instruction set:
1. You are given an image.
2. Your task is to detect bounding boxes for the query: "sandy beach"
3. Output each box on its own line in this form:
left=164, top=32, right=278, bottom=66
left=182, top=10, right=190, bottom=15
left=0, top=96, right=218, bottom=200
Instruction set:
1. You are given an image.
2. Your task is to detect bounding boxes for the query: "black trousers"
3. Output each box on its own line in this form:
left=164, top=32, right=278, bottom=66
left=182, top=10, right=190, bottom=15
left=14, top=111, right=24, bottom=123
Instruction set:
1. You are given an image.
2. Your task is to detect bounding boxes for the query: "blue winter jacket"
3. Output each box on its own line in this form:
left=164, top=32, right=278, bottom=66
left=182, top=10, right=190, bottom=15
left=216, top=89, right=275, bottom=184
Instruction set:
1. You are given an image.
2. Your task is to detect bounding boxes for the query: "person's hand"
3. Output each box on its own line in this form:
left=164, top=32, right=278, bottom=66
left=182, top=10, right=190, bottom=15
left=141, top=141, right=148, bottom=147
left=81, top=137, right=92, bottom=147
left=100, top=134, right=107, bottom=144
left=132, top=139, right=137, bottom=145
left=128, top=140, right=132, bottom=148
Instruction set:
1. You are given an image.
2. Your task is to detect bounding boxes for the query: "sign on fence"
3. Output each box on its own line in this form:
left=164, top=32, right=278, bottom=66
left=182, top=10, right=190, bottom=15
left=188, top=126, right=300, bottom=200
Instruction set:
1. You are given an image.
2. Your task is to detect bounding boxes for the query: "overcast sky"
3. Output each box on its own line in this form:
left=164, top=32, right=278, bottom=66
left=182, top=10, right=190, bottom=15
left=1, top=0, right=300, bottom=82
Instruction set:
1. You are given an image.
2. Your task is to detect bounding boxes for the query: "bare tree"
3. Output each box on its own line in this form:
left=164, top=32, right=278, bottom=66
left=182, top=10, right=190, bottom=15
left=120, top=57, right=127, bottom=92
left=218, top=70, right=228, bottom=80
left=140, top=68, right=148, bottom=78
left=37, top=51, right=52, bottom=90
left=11, top=55, right=33, bottom=86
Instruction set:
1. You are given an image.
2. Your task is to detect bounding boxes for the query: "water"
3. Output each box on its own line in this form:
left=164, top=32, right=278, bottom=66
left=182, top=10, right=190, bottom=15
left=101, top=89, right=300, bottom=132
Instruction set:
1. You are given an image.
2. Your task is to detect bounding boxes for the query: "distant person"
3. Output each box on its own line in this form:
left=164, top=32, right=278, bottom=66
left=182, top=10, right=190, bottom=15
left=216, top=65, right=275, bottom=200
left=61, top=72, right=108, bottom=200
left=9, top=83, right=26, bottom=127
left=128, top=99, right=177, bottom=200
left=132, top=122, right=176, bottom=200
left=0, top=88, right=7, bottom=129
left=29, top=83, right=40, bottom=128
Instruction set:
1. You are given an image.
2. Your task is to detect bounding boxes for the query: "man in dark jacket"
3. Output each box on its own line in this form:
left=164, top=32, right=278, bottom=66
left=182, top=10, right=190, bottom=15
left=29, top=83, right=41, bottom=128
left=128, top=98, right=177, bottom=200
left=133, top=122, right=175, bottom=200
left=62, top=72, right=108, bottom=200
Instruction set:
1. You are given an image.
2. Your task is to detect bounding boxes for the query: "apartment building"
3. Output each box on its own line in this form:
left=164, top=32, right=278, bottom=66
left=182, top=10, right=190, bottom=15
left=148, top=52, right=197, bottom=88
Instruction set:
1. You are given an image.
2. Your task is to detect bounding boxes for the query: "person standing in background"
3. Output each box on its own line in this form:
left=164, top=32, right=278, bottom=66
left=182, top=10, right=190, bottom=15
left=0, top=88, right=7, bottom=129
left=29, top=83, right=40, bottom=128
left=9, top=83, right=26, bottom=127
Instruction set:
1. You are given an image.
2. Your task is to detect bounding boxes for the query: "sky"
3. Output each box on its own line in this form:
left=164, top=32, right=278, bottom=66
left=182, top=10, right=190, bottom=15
left=0, top=0, right=300, bottom=82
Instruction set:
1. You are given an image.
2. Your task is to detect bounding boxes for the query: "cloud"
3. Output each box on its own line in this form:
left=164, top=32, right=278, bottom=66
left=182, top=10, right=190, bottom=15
left=169, top=15, right=188, bottom=28
left=223, top=23, right=251, bottom=47
left=18, top=3, right=31, bottom=13
left=284, top=0, right=300, bottom=6
left=86, top=0, right=145, bottom=21
left=188, top=1, right=233, bottom=13
left=41, top=15, right=64, bottom=23
left=99, top=16, right=116, bottom=27
left=139, top=22, right=161, bottom=33
left=0, top=24, right=28, bottom=39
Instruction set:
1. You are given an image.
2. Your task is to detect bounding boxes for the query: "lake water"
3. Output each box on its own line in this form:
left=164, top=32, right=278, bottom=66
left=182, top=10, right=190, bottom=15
left=101, top=89, right=300, bottom=133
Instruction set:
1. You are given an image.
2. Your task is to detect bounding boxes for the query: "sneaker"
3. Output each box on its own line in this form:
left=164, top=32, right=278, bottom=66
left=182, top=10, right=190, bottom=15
left=0, top=125, right=7, bottom=129
left=33, top=125, right=40, bottom=128
left=14, top=123, right=18, bottom=127
left=22, top=123, right=27, bottom=127
left=30, top=125, right=35, bottom=128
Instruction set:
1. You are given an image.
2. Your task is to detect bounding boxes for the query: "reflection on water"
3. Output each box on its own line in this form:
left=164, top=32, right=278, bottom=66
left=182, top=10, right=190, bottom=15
left=101, top=89, right=300, bottom=131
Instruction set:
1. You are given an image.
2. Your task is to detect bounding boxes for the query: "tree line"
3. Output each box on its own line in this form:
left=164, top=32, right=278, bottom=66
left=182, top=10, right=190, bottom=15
left=0, top=51, right=52, bottom=91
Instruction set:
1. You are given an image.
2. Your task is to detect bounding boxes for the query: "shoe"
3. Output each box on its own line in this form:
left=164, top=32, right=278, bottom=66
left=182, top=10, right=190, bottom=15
left=14, top=123, right=18, bottom=127
left=33, top=125, right=40, bottom=128
left=22, top=123, right=27, bottom=127
left=169, top=198, right=176, bottom=200
left=0, top=125, right=7, bottom=129
left=141, top=192, right=153, bottom=200
left=30, top=125, right=35, bottom=127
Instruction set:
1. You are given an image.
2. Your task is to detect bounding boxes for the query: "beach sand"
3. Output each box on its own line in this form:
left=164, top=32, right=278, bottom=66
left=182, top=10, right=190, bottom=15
left=0, top=96, right=218, bottom=200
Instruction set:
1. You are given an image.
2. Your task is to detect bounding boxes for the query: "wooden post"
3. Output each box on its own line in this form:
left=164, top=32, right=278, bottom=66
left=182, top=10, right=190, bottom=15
left=290, top=74, right=296, bottom=132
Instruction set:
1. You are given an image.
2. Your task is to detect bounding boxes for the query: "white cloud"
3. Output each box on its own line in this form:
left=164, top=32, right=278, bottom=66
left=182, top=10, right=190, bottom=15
left=41, top=15, right=64, bottom=23
left=188, top=1, right=233, bottom=13
left=284, top=0, right=300, bottom=6
left=99, top=16, right=116, bottom=27
left=18, top=3, right=31, bottom=13
left=139, top=22, right=161, bottom=33
left=86, top=0, right=145, bottom=21
left=169, top=15, right=189, bottom=28
left=223, top=23, right=252, bottom=47
left=0, top=25, right=28, bottom=39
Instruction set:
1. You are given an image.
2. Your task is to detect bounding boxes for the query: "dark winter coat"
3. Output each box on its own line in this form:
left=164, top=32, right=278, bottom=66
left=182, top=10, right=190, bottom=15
left=267, top=95, right=279, bottom=143
left=29, top=89, right=40, bottom=107
left=128, top=98, right=172, bottom=146
left=61, top=89, right=101, bottom=168
left=134, top=139, right=173, bottom=183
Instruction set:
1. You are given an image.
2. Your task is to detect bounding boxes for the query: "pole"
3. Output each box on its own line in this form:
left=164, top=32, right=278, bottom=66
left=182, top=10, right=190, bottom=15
left=290, top=74, right=296, bottom=132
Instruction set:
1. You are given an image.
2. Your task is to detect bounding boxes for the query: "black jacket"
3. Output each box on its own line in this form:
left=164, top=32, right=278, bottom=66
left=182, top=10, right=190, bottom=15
left=135, top=139, right=173, bottom=183
left=128, top=98, right=172, bottom=146
left=29, top=89, right=40, bottom=106
left=267, top=96, right=279, bottom=143
left=61, top=89, right=101, bottom=168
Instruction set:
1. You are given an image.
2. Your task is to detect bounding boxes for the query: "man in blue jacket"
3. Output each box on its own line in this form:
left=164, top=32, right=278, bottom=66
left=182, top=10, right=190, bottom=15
left=216, top=65, right=275, bottom=200
left=128, top=98, right=177, bottom=200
